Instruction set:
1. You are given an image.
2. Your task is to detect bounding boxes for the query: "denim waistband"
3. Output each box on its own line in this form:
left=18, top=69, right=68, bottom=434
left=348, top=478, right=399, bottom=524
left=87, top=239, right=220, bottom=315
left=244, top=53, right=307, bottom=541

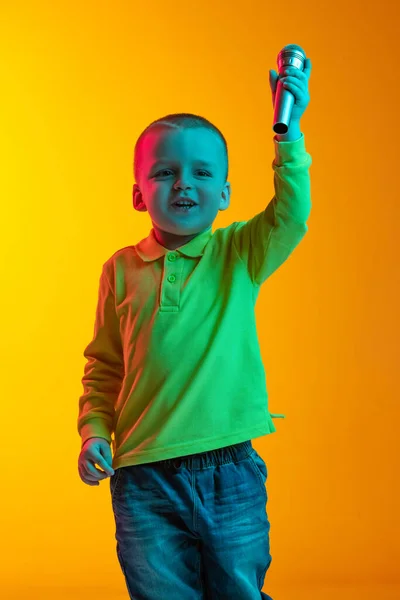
left=157, top=441, right=254, bottom=470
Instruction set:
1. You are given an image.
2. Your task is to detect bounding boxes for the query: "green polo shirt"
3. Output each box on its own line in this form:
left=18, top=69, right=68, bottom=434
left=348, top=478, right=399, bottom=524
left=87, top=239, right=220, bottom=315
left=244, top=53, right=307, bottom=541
left=78, top=133, right=312, bottom=468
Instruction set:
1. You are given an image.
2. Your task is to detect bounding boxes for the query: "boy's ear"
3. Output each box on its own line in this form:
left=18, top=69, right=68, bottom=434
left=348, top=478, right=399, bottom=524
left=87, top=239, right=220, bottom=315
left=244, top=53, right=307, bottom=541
left=133, top=184, right=147, bottom=212
left=219, top=182, right=231, bottom=212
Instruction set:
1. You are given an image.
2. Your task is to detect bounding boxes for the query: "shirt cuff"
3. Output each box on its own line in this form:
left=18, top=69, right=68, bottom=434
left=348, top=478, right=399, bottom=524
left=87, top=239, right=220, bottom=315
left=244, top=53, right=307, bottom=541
left=273, top=132, right=306, bottom=166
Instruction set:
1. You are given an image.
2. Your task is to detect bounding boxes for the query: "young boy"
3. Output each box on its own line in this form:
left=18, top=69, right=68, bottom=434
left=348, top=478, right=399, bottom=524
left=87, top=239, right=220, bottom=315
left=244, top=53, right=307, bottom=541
left=77, top=61, right=312, bottom=599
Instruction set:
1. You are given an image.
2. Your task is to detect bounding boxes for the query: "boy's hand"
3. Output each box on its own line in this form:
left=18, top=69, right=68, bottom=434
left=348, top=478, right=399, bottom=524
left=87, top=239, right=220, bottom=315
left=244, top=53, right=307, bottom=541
left=78, top=437, right=115, bottom=486
left=269, top=58, right=312, bottom=122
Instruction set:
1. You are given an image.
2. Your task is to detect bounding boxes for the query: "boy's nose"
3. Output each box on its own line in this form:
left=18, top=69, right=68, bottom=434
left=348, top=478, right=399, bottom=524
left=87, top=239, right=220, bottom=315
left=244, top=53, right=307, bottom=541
left=174, top=182, right=192, bottom=191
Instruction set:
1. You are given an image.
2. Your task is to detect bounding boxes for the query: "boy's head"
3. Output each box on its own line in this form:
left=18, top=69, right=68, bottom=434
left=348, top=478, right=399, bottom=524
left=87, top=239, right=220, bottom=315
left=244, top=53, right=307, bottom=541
left=133, top=113, right=231, bottom=248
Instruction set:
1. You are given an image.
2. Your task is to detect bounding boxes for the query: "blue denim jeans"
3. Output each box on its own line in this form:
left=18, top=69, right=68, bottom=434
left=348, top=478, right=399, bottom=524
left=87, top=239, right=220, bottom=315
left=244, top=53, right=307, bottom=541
left=110, top=440, right=273, bottom=599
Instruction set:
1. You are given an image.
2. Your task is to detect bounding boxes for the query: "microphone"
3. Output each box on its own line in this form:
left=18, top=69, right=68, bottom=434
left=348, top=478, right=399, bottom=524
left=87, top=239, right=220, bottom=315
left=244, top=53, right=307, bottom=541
left=273, top=44, right=307, bottom=134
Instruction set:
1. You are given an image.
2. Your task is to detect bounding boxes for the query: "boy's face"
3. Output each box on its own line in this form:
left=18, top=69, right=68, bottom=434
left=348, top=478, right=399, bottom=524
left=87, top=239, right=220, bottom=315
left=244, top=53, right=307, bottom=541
left=133, top=127, right=231, bottom=249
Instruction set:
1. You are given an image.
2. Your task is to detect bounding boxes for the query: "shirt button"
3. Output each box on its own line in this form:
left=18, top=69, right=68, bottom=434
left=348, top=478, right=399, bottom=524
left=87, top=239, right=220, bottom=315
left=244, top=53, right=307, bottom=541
left=167, top=274, right=176, bottom=283
left=168, top=253, right=177, bottom=262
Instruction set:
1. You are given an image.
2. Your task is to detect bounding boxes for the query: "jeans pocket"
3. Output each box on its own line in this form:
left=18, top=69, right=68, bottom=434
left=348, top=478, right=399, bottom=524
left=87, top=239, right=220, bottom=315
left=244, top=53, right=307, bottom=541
left=110, top=467, right=124, bottom=501
left=248, top=450, right=268, bottom=493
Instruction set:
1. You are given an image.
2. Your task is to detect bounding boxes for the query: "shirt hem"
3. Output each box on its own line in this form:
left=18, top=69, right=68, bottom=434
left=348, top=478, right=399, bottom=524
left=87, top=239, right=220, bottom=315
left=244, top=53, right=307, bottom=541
left=112, top=425, right=277, bottom=469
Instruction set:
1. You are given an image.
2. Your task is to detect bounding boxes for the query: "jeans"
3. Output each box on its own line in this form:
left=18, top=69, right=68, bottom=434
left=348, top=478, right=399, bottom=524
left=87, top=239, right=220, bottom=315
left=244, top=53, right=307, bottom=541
left=110, top=440, right=273, bottom=599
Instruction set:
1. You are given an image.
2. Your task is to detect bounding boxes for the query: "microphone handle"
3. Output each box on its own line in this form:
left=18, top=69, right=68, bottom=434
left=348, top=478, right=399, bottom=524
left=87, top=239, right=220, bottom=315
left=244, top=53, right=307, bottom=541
left=273, top=80, right=295, bottom=134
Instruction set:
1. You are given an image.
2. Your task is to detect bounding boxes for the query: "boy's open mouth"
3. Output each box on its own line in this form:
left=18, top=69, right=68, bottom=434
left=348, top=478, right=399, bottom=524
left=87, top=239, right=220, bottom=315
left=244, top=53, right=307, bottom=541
left=172, top=201, right=197, bottom=212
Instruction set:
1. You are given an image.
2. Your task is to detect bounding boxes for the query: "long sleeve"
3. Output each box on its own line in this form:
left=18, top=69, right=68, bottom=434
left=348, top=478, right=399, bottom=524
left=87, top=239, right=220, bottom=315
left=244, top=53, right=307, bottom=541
left=77, top=264, right=125, bottom=446
left=232, top=133, right=312, bottom=286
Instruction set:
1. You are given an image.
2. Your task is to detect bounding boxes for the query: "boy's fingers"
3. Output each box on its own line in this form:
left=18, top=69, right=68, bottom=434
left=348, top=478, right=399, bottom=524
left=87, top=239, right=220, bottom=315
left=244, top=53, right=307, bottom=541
left=304, top=58, right=312, bottom=78
left=85, top=461, right=105, bottom=477
left=78, top=443, right=114, bottom=485
left=269, top=69, right=279, bottom=85
left=95, top=441, right=115, bottom=476
left=94, top=454, right=114, bottom=476
left=84, top=443, right=114, bottom=476
left=98, top=448, right=115, bottom=475
left=269, top=70, right=279, bottom=107
left=78, top=465, right=102, bottom=486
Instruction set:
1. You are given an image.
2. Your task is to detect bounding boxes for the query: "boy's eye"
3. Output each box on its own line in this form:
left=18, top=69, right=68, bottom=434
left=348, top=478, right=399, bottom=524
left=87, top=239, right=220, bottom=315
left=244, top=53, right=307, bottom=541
left=155, top=169, right=210, bottom=177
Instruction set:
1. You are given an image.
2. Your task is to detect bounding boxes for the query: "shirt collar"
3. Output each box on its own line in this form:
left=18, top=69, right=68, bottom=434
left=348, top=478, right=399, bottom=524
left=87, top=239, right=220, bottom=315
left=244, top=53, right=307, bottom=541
left=135, top=226, right=213, bottom=262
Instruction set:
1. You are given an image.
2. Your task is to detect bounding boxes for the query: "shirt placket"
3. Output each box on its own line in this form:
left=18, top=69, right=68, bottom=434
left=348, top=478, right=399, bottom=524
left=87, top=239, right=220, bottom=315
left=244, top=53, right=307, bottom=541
left=160, top=251, right=182, bottom=311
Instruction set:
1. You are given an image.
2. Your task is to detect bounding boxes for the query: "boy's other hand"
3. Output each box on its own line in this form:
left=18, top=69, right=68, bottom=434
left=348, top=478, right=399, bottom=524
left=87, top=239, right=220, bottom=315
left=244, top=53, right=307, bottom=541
left=78, top=437, right=115, bottom=486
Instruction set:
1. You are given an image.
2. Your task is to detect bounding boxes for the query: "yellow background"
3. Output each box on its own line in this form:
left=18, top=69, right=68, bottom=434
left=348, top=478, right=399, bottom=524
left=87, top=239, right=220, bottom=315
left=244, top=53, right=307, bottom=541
left=1, top=1, right=398, bottom=599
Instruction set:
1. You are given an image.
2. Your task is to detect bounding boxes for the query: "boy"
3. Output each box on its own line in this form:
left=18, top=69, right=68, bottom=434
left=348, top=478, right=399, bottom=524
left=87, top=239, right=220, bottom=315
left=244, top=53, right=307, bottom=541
left=77, top=60, right=312, bottom=599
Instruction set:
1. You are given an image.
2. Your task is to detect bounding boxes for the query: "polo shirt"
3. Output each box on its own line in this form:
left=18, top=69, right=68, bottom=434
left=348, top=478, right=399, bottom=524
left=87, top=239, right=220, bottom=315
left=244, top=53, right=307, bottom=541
left=78, top=133, right=312, bottom=469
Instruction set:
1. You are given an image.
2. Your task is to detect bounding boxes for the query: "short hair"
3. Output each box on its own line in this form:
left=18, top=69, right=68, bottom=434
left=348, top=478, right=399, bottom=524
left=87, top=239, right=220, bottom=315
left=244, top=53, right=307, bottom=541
left=133, top=112, right=229, bottom=184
